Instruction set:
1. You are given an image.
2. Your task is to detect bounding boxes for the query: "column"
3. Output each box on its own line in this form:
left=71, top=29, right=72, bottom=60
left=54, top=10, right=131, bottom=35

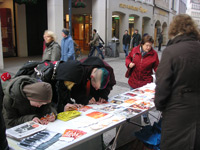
left=0, top=20, right=4, bottom=69
left=47, top=0, right=63, bottom=45
left=134, top=17, right=142, bottom=36
left=15, top=4, right=28, bottom=57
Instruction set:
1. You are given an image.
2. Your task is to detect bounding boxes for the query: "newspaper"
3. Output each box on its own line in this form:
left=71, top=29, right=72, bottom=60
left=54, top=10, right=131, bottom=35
left=6, top=121, right=46, bottom=140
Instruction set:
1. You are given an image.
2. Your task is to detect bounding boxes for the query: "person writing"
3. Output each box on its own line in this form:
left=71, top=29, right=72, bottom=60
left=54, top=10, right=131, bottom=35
left=3, top=76, right=57, bottom=128
left=154, top=14, right=200, bottom=150
left=42, top=30, right=61, bottom=61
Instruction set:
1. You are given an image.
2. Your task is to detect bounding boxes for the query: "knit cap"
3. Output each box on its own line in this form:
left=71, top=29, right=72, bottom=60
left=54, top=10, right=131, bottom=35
left=23, top=82, right=52, bottom=103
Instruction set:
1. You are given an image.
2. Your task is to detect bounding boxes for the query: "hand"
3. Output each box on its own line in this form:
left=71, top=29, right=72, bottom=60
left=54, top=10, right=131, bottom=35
left=88, top=97, right=96, bottom=104
left=129, top=62, right=135, bottom=68
left=98, top=98, right=107, bottom=103
left=64, top=104, right=80, bottom=111
left=47, top=114, right=56, bottom=122
left=33, top=117, right=49, bottom=125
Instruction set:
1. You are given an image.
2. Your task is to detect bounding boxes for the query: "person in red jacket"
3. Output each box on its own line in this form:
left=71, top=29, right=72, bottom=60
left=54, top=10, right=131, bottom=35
left=125, top=35, right=159, bottom=89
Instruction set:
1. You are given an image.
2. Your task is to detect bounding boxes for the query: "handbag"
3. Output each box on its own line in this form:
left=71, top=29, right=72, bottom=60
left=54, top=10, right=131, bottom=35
left=125, top=53, right=136, bottom=78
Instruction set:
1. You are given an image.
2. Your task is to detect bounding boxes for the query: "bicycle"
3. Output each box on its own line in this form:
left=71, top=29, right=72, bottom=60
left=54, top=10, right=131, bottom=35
left=74, top=42, right=82, bottom=60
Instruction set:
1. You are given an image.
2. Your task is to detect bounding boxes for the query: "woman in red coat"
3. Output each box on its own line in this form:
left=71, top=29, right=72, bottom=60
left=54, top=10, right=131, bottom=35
left=125, top=35, right=159, bottom=89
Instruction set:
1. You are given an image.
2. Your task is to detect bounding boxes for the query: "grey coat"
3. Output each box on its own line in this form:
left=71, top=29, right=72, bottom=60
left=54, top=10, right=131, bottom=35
left=42, top=41, right=61, bottom=61
left=155, top=34, right=200, bottom=150
left=3, top=76, right=56, bottom=128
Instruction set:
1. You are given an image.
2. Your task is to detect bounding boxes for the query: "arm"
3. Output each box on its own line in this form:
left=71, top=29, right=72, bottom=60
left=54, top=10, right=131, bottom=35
left=89, top=34, right=98, bottom=45
left=153, top=52, right=159, bottom=72
left=125, top=49, right=134, bottom=68
left=51, top=44, right=61, bottom=61
left=3, top=96, right=37, bottom=128
left=154, top=50, right=173, bottom=111
left=66, top=40, right=75, bottom=60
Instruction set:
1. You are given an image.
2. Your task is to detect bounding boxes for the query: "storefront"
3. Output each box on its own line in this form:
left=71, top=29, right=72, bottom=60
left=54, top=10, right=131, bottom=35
left=153, top=7, right=169, bottom=46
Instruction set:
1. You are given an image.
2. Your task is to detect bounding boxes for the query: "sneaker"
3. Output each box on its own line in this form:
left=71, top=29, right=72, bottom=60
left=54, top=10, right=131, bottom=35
left=143, top=116, right=150, bottom=124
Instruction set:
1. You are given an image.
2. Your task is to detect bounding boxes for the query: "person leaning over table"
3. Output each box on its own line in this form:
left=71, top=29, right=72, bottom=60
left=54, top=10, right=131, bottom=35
left=125, top=35, right=159, bottom=90
left=2, top=75, right=57, bottom=128
left=55, top=57, right=116, bottom=112
left=42, top=30, right=61, bottom=61
left=154, top=14, right=200, bottom=150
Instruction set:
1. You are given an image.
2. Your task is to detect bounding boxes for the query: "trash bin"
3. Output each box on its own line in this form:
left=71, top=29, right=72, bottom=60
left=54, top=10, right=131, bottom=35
left=107, top=37, right=119, bottom=57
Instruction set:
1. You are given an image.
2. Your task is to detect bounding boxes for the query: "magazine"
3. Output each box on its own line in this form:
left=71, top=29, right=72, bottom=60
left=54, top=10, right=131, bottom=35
left=6, top=121, right=46, bottom=140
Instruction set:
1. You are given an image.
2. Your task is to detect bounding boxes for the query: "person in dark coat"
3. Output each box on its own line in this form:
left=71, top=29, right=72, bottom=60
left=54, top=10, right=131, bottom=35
left=122, top=30, right=131, bottom=57
left=154, top=14, right=200, bottom=150
left=158, top=31, right=163, bottom=51
left=132, top=29, right=141, bottom=47
left=55, top=57, right=116, bottom=112
left=0, top=80, right=9, bottom=150
left=3, top=76, right=57, bottom=128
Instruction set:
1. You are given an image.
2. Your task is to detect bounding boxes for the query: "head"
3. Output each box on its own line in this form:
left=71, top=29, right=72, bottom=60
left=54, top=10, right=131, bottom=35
left=93, top=29, right=97, bottom=34
left=135, top=29, right=138, bottom=34
left=143, top=33, right=148, bottom=37
left=168, top=14, right=200, bottom=39
left=62, top=28, right=70, bottom=38
left=43, top=30, right=56, bottom=44
left=140, top=35, right=154, bottom=53
left=124, top=30, right=128, bottom=35
left=90, top=68, right=110, bottom=90
left=23, top=82, right=52, bottom=108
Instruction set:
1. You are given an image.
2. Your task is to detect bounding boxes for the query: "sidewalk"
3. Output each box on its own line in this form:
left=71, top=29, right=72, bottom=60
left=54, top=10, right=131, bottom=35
left=1, top=47, right=164, bottom=148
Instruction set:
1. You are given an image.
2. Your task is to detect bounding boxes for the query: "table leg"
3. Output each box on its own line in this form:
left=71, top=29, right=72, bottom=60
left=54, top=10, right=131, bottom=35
left=111, top=124, right=123, bottom=150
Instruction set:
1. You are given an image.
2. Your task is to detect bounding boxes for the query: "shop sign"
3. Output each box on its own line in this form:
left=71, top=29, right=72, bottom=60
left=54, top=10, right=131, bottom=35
left=158, top=10, right=167, bottom=16
left=119, top=3, right=147, bottom=13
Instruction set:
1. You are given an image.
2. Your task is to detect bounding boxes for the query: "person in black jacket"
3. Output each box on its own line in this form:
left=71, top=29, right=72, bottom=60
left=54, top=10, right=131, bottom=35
left=122, top=30, right=131, bottom=57
left=132, top=29, right=141, bottom=47
left=0, top=79, right=9, bottom=150
left=158, top=31, right=163, bottom=51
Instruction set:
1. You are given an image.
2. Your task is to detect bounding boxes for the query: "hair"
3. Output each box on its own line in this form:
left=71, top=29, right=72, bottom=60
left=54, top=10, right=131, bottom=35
left=125, top=30, right=128, bottom=32
left=140, top=35, right=154, bottom=45
left=94, top=68, right=110, bottom=89
left=168, top=14, right=200, bottom=39
left=93, top=29, right=97, bottom=33
left=44, top=30, right=56, bottom=41
left=135, top=29, right=138, bottom=32
left=62, top=28, right=70, bottom=36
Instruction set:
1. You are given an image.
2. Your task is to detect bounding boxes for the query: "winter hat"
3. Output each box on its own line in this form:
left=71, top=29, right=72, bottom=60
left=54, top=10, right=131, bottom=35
left=23, top=82, right=52, bottom=103
left=62, top=28, right=69, bottom=36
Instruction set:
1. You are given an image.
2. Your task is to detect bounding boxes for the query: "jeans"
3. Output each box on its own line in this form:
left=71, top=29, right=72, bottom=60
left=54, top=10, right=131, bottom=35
left=89, top=46, right=104, bottom=59
left=123, top=44, right=129, bottom=56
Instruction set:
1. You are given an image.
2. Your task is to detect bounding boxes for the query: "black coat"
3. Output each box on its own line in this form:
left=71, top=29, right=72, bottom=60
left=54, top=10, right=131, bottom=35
left=123, top=34, right=131, bottom=46
left=71, top=57, right=116, bottom=105
left=154, top=34, right=200, bottom=150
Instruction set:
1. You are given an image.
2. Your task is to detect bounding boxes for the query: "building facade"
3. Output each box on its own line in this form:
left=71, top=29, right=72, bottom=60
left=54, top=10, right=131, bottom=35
left=0, top=0, right=182, bottom=69
left=186, top=0, right=200, bottom=29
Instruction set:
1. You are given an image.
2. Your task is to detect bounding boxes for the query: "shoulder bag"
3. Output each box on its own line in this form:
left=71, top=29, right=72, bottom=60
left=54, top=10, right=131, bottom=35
left=125, top=53, right=136, bottom=78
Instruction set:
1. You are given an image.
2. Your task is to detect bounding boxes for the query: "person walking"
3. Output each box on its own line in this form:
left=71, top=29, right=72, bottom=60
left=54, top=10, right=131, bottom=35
left=158, top=31, right=163, bottom=51
left=132, top=29, right=141, bottom=48
left=60, top=28, right=75, bottom=61
left=88, top=29, right=104, bottom=59
left=123, top=30, right=131, bottom=57
left=42, top=30, right=61, bottom=61
left=154, top=14, right=200, bottom=150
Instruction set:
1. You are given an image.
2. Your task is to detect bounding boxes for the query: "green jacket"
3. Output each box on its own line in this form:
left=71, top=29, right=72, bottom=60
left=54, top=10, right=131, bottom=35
left=3, top=76, right=57, bottom=128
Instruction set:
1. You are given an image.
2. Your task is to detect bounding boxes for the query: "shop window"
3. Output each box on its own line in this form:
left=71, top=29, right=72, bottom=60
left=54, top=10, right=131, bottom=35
left=112, top=15, right=120, bottom=38
left=129, top=16, right=134, bottom=36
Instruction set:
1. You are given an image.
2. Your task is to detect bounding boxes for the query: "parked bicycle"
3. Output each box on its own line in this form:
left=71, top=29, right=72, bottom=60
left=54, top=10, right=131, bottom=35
left=74, top=42, right=82, bottom=60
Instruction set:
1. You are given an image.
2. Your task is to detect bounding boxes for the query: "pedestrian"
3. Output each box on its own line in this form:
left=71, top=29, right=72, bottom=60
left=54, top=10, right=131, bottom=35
left=132, top=29, right=141, bottom=47
left=3, top=75, right=57, bottom=128
left=42, top=30, right=61, bottom=61
left=158, top=31, right=163, bottom=51
left=60, top=28, right=75, bottom=61
left=154, top=14, right=200, bottom=150
left=122, top=30, right=131, bottom=57
left=125, top=35, right=159, bottom=89
left=88, top=29, right=104, bottom=59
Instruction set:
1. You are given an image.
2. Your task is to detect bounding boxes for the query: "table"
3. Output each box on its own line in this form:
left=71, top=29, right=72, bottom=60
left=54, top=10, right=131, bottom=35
left=7, top=83, right=156, bottom=150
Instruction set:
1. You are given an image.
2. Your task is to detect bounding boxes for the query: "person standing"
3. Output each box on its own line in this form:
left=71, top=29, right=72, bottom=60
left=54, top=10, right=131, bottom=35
left=158, top=31, right=163, bottom=51
left=154, top=14, right=200, bottom=150
left=42, top=30, right=61, bottom=61
left=123, top=30, right=131, bottom=57
left=126, top=35, right=159, bottom=89
left=60, top=28, right=75, bottom=61
left=88, top=29, right=104, bottom=59
left=132, top=29, right=141, bottom=47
